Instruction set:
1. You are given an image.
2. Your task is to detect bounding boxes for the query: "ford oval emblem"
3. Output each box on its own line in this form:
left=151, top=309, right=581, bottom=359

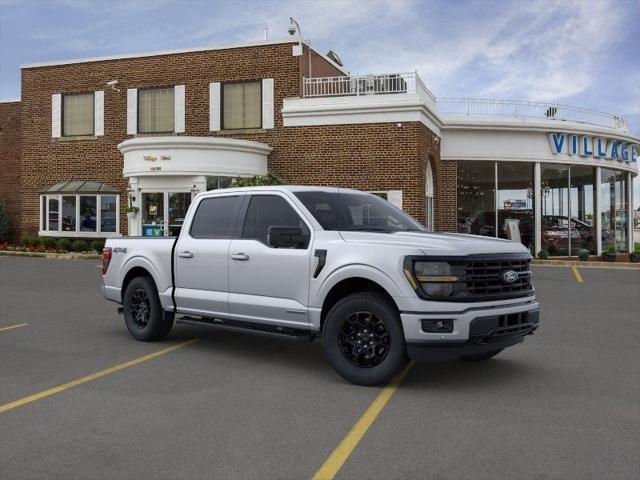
left=502, top=270, right=519, bottom=284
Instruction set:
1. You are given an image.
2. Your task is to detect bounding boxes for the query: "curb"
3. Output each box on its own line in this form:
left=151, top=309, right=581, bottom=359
left=532, top=259, right=640, bottom=269
left=0, top=250, right=101, bottom=260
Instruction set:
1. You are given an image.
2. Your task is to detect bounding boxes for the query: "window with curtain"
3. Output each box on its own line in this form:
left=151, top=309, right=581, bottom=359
left=138, top=88, right=175, bottom=133
left=223, top=81, right=261, bottom=129
left=63, top=92, right=94, bottom=136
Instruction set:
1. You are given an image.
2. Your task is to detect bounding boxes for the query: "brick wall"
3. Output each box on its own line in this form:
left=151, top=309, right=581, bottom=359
left=13, top=41, right=448, bottom=239
left=0, top=101, right=21, bottom=242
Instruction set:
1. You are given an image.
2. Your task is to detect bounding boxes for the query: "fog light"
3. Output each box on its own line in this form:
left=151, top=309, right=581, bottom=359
left=421, top=319, right=454, bottom=333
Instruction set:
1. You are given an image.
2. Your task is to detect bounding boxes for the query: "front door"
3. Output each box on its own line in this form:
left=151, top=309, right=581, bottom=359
left=141, top=192, right=192, bottom=237
left=228, top=193, right=312, bottom=328
left=174, top=193, right=243, bottom=316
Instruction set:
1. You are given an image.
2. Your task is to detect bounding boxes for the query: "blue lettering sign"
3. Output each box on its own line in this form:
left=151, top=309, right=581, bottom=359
left=610, top=142, right=618, bottom=159
left=549, top=133, right=565, bottom=154
left=620, top=143, right=628, bottom=161
left=596, top=138, right=607, bottom=157
left=580, top=136, right=593, bottom=156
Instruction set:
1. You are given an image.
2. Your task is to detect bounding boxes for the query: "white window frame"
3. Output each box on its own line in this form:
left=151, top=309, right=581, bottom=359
left=38, top=193, right=121, bottom=237
left=61, top=91, right=97, bottom=137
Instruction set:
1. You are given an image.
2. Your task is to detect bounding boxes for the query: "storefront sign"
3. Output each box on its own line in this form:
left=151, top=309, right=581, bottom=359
left=548, top=132, right=638, bottom=163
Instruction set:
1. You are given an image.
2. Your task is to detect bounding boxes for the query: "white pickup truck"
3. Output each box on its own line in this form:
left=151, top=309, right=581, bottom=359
left=102, top=186, right=540, bottom=385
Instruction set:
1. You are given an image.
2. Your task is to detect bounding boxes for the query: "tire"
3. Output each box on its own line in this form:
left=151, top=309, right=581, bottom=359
left=322, top=292, right=408, bottom=386
left=459, top=349, right=503, bottom=362
left=122, top=276, right=173, bottom=341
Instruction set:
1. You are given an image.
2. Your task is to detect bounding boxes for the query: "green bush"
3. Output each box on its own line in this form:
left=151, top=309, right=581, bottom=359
left=40, top=237, right=58, bottom=249
left=90, top=239, right=105, bottom=253
left=21, top=237, right=36, bottom=247
left=577, top=251, right=589, bottom=261
left=57, top=238, right=73, bottom=252
left=537, top=249, right=549, bottom=259
left=231, top=172, right=284, bottom=187
left=72, top=240, right=88, bottom=252
left=606, top=244, right=616, bottom=255
left=0, top=196, right=9, bottom=242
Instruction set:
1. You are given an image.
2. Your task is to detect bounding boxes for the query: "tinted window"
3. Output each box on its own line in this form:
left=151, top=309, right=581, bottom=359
left=294, top=191, right=424, bottom=233
left=242, top=195, right=309, bottom=247
left=190, top=196, right=241, bottom=238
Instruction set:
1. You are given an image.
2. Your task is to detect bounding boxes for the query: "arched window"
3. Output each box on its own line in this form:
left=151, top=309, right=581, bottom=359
left=426, top=160, right=434, bottom=231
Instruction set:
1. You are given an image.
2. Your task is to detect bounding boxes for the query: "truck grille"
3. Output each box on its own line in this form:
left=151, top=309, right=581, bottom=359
left=462, top=258, right=532, bottom=299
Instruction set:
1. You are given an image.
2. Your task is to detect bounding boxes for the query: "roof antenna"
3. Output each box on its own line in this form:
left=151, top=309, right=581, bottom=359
left=263, top=24, right=268, bottom=41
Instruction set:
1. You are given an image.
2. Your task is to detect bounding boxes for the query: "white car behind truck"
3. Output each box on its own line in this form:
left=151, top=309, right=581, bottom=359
left=102, top=186, right=540, bottom=385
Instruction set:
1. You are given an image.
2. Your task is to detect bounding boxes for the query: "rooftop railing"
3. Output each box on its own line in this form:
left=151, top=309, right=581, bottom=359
left=436, top=98, right=628, bottom=131
left=303, top=72, right=436, bottom=103
left=301, top=74, right=627, bottom=131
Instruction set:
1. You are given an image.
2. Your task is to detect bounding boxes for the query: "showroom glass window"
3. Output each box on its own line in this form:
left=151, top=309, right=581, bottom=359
left=138, top=88, right=175, bottom=133
left=569, top=166, right=596, bottom=254
left=601, top=169, right=628, bottom=253
left=541, top=164, right=570, bottom=256
left=457, top=161, right=496, bottom=238
left=62, top=92, right=94, bottom=136
left=222, top=81, right=261, bottom=130
left=497, top=162, right=534, bottom=251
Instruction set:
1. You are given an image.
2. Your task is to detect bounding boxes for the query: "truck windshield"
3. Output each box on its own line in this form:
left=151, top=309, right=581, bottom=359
left=294, top=191, right=425, bottom=233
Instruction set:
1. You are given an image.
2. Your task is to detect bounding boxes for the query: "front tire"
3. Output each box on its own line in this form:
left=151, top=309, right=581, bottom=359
left=123, top=276, right=173, bottom=341
left=322, top=292, right=408, bottom=386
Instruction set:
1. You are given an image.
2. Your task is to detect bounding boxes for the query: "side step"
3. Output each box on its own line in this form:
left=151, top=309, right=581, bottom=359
left=176, top=315, right=316, bottom=343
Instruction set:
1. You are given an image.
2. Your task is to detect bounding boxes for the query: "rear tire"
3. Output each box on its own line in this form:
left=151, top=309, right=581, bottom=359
left=322, top=292, right=408, bottom=386
left=123, top=276, right=173, bottom=341
left=460, top=349, right=503, bottom=362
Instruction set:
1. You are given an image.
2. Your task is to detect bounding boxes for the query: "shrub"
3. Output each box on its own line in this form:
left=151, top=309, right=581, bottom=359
left=537, top=249, right=549, bottom=259
left=577, top=251, right=589, bottom=261
left=40, top=237, right=58, bottom=249
left=21, top=237, right=35, bottom=247
left=606, top=244, right=616, bottom=255
left=72, top=240, right=88, bottom=252
left=90, top=239, right=105, bottom=253
left=0, top=196, right=9, bottom=242
left=57, top=238, right=73, bottom=252
left=231, top=172, right=284, bottom=187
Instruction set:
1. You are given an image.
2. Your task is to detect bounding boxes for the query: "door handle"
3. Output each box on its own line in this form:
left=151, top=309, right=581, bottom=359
left=231, top=252, right=249, bottom=261
left=177, top=251, right=194, bottom=258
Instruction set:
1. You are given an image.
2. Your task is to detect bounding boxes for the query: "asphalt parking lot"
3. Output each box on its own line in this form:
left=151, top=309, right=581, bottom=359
left=0, top=257, right=639, bottom=480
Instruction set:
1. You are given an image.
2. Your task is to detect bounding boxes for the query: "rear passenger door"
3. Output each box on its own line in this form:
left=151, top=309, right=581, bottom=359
left=174, top=194, right=243, bottom=316
left=227, top=194, right=312, bottom=328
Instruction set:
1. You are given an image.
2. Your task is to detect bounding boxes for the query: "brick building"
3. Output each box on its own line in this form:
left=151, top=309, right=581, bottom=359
left=0, top=38, right=638, bottom=255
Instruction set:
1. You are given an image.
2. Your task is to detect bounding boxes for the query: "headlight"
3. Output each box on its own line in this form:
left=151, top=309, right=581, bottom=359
left=411, top=261, right=457, bottom=297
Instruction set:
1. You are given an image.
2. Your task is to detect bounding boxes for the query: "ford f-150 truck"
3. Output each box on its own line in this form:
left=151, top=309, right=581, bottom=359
left=102, top=186, right=540, bottom=385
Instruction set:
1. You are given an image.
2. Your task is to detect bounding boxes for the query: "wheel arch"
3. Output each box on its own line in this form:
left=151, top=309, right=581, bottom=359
left=121, top=265, right=158, bottom=303
left=319, top=275, right=400, bottom=331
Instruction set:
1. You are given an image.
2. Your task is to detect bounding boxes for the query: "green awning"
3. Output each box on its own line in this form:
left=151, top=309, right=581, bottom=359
left=41, top=180, right=119, bottom=194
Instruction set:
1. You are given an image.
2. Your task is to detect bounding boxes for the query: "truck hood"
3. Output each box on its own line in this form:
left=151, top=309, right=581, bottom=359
left=339, top=231, right=530, bottom=256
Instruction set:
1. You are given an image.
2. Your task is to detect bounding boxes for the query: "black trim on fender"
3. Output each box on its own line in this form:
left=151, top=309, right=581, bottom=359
left=313, top=249, right=327, bottom=278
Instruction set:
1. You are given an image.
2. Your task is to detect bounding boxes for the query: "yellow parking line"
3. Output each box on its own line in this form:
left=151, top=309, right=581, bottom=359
left=0, top=338, right=198, bottom=415
left=571, top=265, right=584, bottom=283
left=0, top=323, right=28, bottom=333
left=312, top=361, right=415, bottom=480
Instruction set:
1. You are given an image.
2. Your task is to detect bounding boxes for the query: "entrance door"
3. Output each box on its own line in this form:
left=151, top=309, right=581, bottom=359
left=142, top=192, right=165, bottom=237
left=141, top=192, right=192, bottom=237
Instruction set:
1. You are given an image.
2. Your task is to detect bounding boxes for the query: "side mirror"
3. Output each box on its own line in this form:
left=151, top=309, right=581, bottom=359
left=268, top=226, right=309, bottom=248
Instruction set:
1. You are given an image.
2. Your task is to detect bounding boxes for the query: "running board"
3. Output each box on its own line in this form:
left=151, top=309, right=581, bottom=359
left=176, top=315, right=315, bottom=342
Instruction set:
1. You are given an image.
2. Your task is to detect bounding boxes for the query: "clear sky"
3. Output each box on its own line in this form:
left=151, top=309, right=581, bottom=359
left=1, top=0, right=639, bottom=204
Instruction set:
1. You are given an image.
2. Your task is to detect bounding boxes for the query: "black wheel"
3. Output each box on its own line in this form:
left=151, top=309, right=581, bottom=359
left=322, top=292, right=408, bottom=386
left=460, top=349, right=503, bottom=362
left=122, top=276, right=173, bottom=341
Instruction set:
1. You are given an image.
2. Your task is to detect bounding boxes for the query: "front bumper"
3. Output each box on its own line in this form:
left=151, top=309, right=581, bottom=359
left=400, top=296, right=540, bottom=361
left=406, top=331, right=533, bottom=362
